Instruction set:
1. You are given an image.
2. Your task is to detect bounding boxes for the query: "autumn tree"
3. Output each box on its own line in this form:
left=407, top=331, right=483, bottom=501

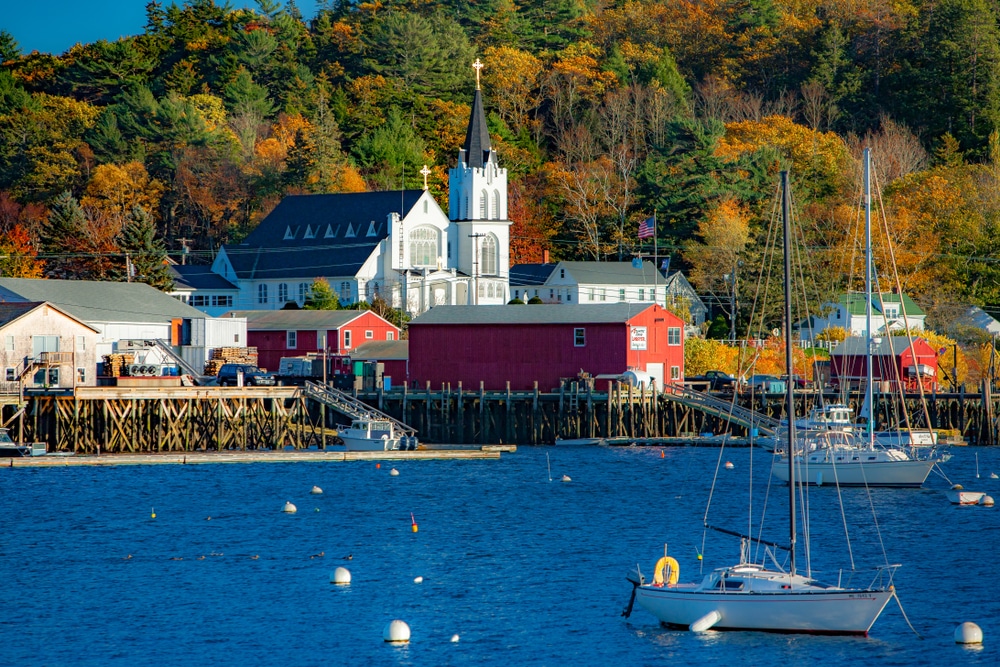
left=304, top=277, right=340, bottom=310
left=0, top=224, right=43, bottom=278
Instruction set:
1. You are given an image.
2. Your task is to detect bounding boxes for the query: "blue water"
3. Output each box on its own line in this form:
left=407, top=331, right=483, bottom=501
left=2, top=446, right=998, bottom=666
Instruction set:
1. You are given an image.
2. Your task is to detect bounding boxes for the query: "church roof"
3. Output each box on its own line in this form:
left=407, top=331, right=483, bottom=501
left=462, top=89, right=492, bottom=169
left=224, top=191, right=424, bottom=281
left=169, top=264, right=238, bottom=291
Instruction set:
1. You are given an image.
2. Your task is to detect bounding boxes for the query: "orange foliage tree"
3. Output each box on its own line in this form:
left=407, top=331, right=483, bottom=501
left=0, top=224, right=44, bottom=278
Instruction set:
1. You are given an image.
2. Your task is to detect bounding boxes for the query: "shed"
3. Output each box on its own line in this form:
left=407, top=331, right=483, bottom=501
left=830, top=336, right=939, bottom=392
left=225, top=309, right=400, bottom=372
left=408, top=303, right=685, bottom=391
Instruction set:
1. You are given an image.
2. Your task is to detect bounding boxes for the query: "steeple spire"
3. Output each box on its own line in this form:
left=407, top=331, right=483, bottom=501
left=462, top=60, right=492, bottom=169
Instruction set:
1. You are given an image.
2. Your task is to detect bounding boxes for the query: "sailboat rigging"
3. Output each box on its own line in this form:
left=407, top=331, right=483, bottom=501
left=770, top=148, right=943, bottom=488
left=624, top=169, right=897, bottom=635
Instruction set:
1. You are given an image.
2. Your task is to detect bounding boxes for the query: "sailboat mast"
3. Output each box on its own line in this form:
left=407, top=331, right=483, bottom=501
left=781, top=170, right=797, bottom=576
left=864, top=148, right=875, bottom=448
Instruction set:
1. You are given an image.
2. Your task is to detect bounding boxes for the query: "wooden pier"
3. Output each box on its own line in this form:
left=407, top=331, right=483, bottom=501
left=2, top=380, right=999, bottom=454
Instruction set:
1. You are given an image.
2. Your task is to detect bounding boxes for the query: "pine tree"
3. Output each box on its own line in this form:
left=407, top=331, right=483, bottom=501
left=118, top=205, right=174, bottom=290
left=303, top=277, right=340, bottom=310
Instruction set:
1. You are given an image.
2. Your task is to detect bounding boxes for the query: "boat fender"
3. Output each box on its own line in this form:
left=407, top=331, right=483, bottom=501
left=652, top=556, right=680, bottom=587
left=690, top=610, right=722, bottom=632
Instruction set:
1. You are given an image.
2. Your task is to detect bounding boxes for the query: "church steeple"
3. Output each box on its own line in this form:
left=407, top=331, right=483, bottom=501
left=462, top=88, right=492, bottom=169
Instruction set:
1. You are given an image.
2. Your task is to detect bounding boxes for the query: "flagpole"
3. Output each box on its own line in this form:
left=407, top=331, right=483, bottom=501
left=653, top=211, right=658, bottom=304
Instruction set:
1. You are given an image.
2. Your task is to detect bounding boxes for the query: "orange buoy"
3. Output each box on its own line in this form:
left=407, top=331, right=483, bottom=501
left=660, top=450, right=665, bottom=458
left=376, top=463, right=381, bottom=469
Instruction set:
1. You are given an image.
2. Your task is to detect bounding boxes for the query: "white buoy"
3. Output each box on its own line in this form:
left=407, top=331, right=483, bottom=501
left=413, top=576, right=424, bottom=583
left=690, top=610, right=722, bottom=632
left=311, top=486, right=323, bottom=495
left=331, top=566, right=351, bottom=585
left=724, top=461, right=734, bottom=470
left=955, top=621, right=983, bottom=644
left=561, top=474, right=571, bottom=482
left=390, top=468, right=400, bottom=477
left=992, top=472, right=999, bottom=479
left=283, top=501, right=297, bottom=513
left=383, top=620, right=411, bottom=643
left=450, top=634, right=460, bottom=643
left=981, top=495, right=995, bottom=506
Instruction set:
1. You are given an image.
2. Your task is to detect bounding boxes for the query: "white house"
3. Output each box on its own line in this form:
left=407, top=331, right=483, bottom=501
left=509, top=260, right=672, bottom=306
left=805, top=290, right=926, bottom=341
left=204, top=75, right=511, bottom=317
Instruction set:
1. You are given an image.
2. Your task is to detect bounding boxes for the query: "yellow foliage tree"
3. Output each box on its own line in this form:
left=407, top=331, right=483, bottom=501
left=483, top=46, right=542, bottom=136
left=81, top=162, right=165, bottom=232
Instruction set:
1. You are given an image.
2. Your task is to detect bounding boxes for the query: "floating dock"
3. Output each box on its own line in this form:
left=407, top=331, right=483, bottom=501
left=2, top=445, right=513, bottom=467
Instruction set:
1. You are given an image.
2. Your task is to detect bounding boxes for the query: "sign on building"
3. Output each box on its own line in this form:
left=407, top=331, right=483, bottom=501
left=630, top=326, right=647, bottom=350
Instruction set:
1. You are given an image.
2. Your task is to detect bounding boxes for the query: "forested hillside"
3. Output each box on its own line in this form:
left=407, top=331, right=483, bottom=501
left=2, top=0, right=1000, bottom=339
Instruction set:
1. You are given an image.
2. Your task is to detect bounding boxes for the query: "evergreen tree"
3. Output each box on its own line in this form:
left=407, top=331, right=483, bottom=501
left=118, top=205, right=173, bottom=290
left=304, top=277, right=340, bottom=310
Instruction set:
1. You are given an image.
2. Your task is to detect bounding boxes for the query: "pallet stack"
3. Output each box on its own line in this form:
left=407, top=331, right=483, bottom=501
left=102, top=353, right=135, bottom=378
left=203, top=347, right=260, bottom=375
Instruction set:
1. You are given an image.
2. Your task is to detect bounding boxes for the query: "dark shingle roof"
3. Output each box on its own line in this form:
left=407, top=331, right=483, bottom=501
left=509, top=263, right=556, bottom=286
left=224, top=191, right=424, bottom=280
left=0, top=301, right=42, bottom=327
left=169, top=265, right=238, bottom=291
left=410, top=303, right=656, bottom=326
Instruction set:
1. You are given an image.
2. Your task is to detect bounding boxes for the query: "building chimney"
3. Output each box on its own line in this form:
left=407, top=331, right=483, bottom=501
left=543, top=249, right=550, bottom=264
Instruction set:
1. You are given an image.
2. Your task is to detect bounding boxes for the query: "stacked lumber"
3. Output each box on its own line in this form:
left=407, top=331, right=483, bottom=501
left=203, top=347, right=259, bottom=375
left=102, top=354, right=135, bottom=378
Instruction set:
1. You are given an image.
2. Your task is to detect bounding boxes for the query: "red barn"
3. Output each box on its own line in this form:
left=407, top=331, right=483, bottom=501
left=225, top=310, right=400, bottom=372
left=408, top=303, right=685, bottom=391
left=830, top=336, right=939, bottom=391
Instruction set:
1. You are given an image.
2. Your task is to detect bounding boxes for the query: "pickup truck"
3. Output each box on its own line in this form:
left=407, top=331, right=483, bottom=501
left=216, top=363, right=276, bottom=387
left=686, top=370, right=737, bottom=392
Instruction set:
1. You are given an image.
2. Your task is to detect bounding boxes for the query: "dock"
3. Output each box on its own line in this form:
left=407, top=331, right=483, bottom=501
left=2, top=445, right=512, bottom=467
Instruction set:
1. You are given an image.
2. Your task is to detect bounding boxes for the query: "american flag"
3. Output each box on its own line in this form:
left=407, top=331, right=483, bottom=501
left=638, top=216, right=655, bottom=239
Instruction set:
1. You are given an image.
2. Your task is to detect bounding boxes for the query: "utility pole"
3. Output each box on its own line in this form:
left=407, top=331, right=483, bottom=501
left=469, top=233, right=486, bottom=305
left=176, top=238, right=191, bottom=265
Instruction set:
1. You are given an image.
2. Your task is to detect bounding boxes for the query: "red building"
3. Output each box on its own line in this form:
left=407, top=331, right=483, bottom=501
left=830, top=336, right=939, bottom=391
left=408, top=303, right=685, bottom=391
left=224, top=310, right=400, bottom=372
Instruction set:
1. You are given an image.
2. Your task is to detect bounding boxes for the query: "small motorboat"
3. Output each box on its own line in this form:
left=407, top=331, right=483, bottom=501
left=338, top=418, right=417, bottom=452
left=0, top=428, right=45, bottom=457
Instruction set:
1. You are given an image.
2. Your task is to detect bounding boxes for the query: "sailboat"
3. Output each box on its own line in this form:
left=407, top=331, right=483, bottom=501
left=770, top=148, right=939, bottom=488
left=623, top=171, right=897, bottom=634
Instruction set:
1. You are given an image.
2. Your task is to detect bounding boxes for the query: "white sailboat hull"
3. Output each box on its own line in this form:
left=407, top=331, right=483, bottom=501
left=635, top=585, right=893, bottom=634
left=771, top=458, right=934, bottom=487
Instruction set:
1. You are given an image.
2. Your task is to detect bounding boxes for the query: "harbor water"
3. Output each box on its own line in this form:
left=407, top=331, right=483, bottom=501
left=1, top=446, right=998, bottom=665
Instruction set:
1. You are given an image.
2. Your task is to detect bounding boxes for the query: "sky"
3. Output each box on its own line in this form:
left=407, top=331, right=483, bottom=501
left=5, top=1, right=321, bottom=55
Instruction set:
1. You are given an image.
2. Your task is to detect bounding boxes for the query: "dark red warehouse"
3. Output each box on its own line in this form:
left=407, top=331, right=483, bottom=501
left=407, top=303, right=685, bottom=391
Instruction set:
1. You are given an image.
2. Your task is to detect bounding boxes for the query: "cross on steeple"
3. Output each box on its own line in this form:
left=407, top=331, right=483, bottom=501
left=420, top=164, right=431, bottom=190
left=472, top=58, right=484, bottom=90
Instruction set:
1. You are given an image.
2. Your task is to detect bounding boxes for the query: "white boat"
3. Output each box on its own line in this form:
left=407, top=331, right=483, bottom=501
left=338, top=419, right=417, bottom=451
left=625, top=167, right=898, bottom=635
left=553, top=437, right=606, bottom=446
left=770, top=149, right=944, bottom=488
left=944, top=485, right=985, bottom=505
left=0, top=428, right=45, bottom=457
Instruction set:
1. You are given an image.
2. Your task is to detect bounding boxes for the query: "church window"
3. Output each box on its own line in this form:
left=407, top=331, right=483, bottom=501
left=478, top=282, right=486, bottom=297
left=423, top=200, right=428, bottom=213
left=481, top=234, right=498, bottom=275
left=258, top=284, right=268, bottom=304
left=303, top=225, right=315, bottom=239
left=367, top=221, right=378, bottom=237
left=480, top=190, right=488, bottom=218
left=299, top=283, right=308, bottom=303
left=283, top=226, right=296, bottom=240
left=492, top=190, right=500, bottom=219
left=278, top=283, right=288, bottom=302
left=346, top=223, right=356, bottom=238
left=340, top=282, right=351, bottom=302
left=409, top=227, right=438, bottom=267
left=324, top=225, right=335, bottom=238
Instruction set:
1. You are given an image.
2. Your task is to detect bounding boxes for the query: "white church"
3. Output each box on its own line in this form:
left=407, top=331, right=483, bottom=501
left=192, top=65, right=511, bottom=317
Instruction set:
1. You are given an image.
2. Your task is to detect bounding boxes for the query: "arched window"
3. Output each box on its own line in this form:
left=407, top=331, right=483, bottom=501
left=409, top=227, right=438, bottom=267
left=258, top=284, right=268, bottom=304
left=481, top=234, right=498, bottom=276
left=479, top=190, right=488, bottom=218
left=278, top=283, right=288, bottom=302
left=492, top=190, right=500, bottom=219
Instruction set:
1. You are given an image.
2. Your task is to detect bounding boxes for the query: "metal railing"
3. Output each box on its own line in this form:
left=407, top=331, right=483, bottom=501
left=302, top=381, right=417, bottom=435
left=662, top=384, right=780, bottom=435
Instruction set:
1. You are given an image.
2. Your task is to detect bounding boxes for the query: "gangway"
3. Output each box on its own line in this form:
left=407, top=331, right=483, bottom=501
left=302, top=381, right=417, bottom=436
left=662, top=385, right=780, bottom=436
left=153, top=340, right=212, bottom=384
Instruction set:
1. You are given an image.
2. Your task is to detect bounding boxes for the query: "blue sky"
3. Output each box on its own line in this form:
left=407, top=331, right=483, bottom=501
left=6, top=1, right=321, bottom=55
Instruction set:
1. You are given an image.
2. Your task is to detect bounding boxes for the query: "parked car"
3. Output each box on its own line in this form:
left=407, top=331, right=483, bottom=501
left=217, top=363, right=276, bottom=387
left=687, top=370, right=737, bottom=392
